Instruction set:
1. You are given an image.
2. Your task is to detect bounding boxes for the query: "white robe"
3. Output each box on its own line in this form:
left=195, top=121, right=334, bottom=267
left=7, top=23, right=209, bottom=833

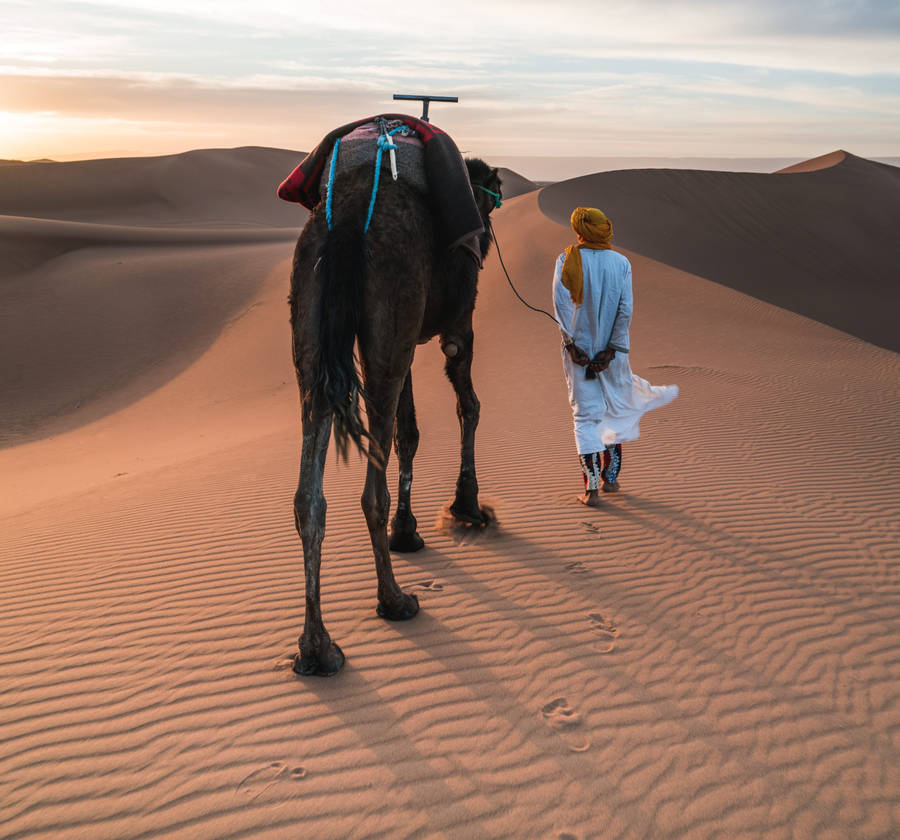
left=552, top=248, right=678, bottom=455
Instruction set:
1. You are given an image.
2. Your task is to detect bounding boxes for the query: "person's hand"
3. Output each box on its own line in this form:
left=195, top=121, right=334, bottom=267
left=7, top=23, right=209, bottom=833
left=565, top=342, right=590, bottom=367
left=587, top=348, right=616, bottom=375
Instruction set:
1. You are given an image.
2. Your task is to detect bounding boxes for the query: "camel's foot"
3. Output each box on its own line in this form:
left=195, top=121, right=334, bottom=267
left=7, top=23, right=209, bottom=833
left=389, top=529, right=425, bottom=553
left=450, top=474, right=485, bottom=526
left=377, top=591, right=420, bottom=622
left=450, top=481, right=486, bottom=524
left=390, top=511, right=424, bottom=552
left=449, top=501, right=490, bottom=526
left=293, top=638, right=345, bottom=677
left=578, top=491, right=602, bottom=507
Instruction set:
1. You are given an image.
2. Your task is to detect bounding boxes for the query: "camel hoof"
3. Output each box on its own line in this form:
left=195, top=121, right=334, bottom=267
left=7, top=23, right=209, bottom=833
left=389, top=530, right=425, bottom=553
left=449, top=503, right=487, bottom=526
left=377, top=592, right=419, bottom=621
left=293, top=642, right=345, bottom=677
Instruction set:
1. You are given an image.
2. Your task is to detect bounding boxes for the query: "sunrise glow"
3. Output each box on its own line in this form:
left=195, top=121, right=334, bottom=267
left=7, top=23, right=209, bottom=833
left=3, top=0, right=899, bottom=162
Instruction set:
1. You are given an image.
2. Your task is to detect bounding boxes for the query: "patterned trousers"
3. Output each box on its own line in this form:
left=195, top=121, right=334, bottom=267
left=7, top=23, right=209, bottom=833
left=579, top=445, right=622, bottom=491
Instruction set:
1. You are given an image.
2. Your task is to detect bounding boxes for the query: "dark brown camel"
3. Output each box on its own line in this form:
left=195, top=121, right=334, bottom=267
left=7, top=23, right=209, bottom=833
left=288, top=156, right=502, bottom=676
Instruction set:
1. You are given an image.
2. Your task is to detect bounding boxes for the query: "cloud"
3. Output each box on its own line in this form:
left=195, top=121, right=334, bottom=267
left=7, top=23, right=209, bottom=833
left=1, top=72, right=382, bottom=122
left=9, top=0, right=900, bottom=75
left=739, top=0, right=900, bottom=37
left=2, top=0, right=898, bottom=158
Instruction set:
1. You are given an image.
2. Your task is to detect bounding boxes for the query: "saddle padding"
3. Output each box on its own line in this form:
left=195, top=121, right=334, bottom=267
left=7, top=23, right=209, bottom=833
left=322, top=136, right=428, bottom=197
left=278, top=114, right=484, bottom=250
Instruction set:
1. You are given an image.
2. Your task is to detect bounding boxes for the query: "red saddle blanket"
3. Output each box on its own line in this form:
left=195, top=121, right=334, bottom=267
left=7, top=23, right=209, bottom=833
left=277, top=113, right=483, bottom=250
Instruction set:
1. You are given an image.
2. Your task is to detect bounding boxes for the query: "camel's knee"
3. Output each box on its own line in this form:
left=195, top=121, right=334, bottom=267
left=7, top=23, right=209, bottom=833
left=395, top=425, right=419, bottom=463
left=402, top=419, right=420, bottom=448
left=395, top=385, right=419, bottom=460
left=457, top=392, right=480, bottom=425
left=360, top=482, right=390, bottom=530
left=294, top=488, right=326, bottom=535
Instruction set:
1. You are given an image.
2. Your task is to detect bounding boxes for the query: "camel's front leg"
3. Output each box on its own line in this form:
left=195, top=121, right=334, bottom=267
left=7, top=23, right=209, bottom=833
left=389, top=371, right=425, bottom=552
left=293, top=409, right=345, bottom=676
left=444, top=313, right=486, bottom=525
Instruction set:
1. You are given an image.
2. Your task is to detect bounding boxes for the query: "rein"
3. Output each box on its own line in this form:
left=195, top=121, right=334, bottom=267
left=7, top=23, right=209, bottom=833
left=487, top=216, right=561, bottom=329
left=327, top=153, right=558, bottom=332
left=476, top=185, right=502, bottom=209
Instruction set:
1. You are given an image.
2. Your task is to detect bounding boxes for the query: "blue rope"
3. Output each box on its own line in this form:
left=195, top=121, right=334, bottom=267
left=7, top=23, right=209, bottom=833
left=324, top=126, right=405, bottom=234
left=325, top=136, right=342, bottom=231
left=476, top=185, right=502, bottom=209
left=364, top=128, right=403, bottom=234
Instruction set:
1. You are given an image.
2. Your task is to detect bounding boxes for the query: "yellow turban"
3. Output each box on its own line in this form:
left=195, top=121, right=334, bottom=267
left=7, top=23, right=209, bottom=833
left=561, top=207, right=613, bottom=305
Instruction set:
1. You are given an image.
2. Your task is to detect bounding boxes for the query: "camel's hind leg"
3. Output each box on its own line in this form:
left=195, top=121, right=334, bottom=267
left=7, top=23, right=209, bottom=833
left=360, top=371, right=420, bottom=621
left=292, top=408, right=345, bottom=676
left=445, top=311, right=487, bottom=525
left=389, top=371, right=425, bottom=553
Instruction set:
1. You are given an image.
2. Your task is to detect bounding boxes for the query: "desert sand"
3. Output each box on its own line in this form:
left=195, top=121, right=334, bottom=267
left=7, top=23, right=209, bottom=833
left=1, top=147, right=898, bottom=839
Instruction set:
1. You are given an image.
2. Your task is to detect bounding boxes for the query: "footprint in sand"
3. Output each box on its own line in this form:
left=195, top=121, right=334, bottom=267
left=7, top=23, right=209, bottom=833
left=410, top=579, right=444, bottom=592
left=541, top=697, right=580, bottom=728
left=273, top=657, right=295, bottom=672
left=580, top=521, right=601, bottom=534
left=540, top=698, right=590, bottom=753
left=237, top=762, right=285, bottom=800
left=588, top=613, right=618, bottom=652
left=236, top=761, right=307, bottom=800
left=565, top=561, right=588, bottom=574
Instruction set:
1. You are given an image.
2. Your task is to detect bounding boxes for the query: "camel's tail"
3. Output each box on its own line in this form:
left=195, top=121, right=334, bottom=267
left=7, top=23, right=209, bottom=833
left=311, top=222, right=380, bottom=464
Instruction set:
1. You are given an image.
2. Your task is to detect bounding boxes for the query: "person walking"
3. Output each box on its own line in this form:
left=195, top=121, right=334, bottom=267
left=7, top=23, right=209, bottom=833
left=553, top=207, right=678, bottom=506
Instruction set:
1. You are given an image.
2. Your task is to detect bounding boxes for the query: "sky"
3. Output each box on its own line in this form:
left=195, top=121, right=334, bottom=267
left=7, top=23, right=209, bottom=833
left=2, top=0, right=899, bottom=165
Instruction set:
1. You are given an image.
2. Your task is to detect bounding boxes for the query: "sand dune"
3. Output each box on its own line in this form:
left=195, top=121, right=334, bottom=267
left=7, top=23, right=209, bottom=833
left=0, top=215, right=296, bottom=278
left=0, top=240, right=294, bottom=445
left=1, top=150, right=899, bottom=839
left=539, top=151, right=900, bottom=351
left=0, top=147, right=313, bottom=443
left=495, top=167, right=538, bottom=199
left=774, top=149, right=847, bottom=173
left=0, top=147, right=308, bottom=227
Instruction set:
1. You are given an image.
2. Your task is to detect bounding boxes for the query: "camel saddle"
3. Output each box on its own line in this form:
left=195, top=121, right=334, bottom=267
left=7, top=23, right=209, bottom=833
left=277, top=114, right=484, bottom=251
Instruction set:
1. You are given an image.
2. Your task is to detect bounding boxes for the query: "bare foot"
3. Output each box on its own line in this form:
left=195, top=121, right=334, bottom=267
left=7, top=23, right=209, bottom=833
left=602, top=480, right=620, bottom=493
left=578, top=491, right=602, bottom=507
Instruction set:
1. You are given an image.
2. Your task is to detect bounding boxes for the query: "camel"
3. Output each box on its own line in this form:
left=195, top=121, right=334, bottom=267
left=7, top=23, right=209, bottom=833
left=288, top=150, right=502, bottom=676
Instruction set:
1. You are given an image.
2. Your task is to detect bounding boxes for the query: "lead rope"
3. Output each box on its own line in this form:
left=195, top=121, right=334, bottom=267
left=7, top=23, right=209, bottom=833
left=487, top=216, right=561, bottom=328
left=327, top=155, right=562, bottom=332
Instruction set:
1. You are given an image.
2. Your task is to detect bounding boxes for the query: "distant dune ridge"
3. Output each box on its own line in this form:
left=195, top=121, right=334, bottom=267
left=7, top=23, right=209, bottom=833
left=0, top=148, right=539, bottom=228
left=0, top=146, right=307, bottom=227
left=540, top=150, right=900, bottom=352
left=495, top=166, right=538, bottom=199
left=496, top=153, right=900, bottom=182
left=773, top=149, right=849, bottom=174
left=1, top=145, right=898, bottom=839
